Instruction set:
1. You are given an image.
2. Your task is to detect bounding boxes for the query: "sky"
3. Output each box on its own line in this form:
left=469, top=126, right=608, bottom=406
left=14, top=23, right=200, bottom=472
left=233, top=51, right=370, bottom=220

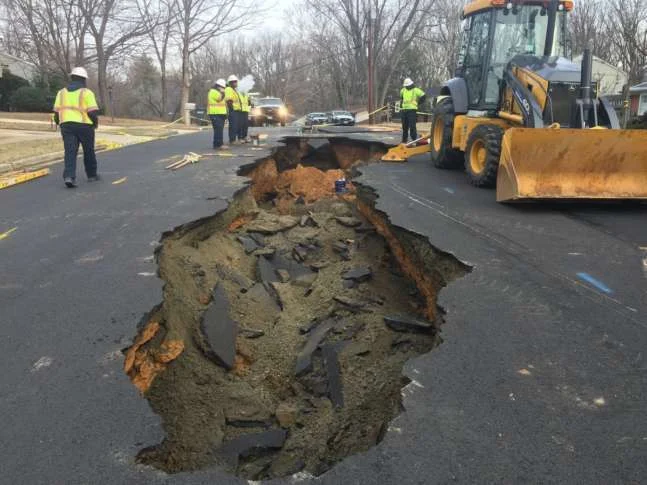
left=251, top=0, right=293, bottom=34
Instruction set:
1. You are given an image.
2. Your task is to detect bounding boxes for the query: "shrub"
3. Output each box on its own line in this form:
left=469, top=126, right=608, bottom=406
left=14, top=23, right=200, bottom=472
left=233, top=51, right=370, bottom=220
left=9, top=86, right=50, bottom=112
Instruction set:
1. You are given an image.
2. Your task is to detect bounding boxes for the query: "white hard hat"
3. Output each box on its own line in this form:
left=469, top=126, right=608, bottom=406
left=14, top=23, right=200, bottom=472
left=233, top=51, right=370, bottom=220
left=403, top=77, right=414, bottom=87
left=227, top=75, right=239, bottom=83
left=215, top=78, right=226, bottom=88
left=70, top=67, right=88, bottom=79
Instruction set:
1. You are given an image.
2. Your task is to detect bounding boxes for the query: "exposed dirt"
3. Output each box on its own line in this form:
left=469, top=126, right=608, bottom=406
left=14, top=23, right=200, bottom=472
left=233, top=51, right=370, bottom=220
left=125, top=137, right=470, bottom=480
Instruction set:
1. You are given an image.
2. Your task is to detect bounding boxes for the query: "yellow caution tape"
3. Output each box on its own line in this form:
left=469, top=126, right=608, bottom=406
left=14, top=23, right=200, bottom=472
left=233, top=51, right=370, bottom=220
left=0, top=168, right=50, bottom=190
left=0, top=227, right=17, bottom=241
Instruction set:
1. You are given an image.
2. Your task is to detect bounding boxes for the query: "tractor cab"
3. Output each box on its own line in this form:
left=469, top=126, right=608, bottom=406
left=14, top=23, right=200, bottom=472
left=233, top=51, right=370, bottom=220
left=457, top=0, right=572, bottom=111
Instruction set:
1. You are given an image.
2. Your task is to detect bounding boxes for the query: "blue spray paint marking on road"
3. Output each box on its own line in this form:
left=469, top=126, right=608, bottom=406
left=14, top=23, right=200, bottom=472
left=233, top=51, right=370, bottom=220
left=576, top=272, right=613, bottom=294
left=443, top=187, right=455, bottom=194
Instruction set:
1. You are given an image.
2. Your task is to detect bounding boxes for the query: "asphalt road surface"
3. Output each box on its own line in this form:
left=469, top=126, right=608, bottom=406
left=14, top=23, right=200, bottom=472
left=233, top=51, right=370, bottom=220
left=1, top=128, right=646, bottom=484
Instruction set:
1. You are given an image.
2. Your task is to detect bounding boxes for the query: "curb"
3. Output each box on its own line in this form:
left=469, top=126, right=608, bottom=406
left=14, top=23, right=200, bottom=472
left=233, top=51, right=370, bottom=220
left=0, top=142, right=116, bottom=175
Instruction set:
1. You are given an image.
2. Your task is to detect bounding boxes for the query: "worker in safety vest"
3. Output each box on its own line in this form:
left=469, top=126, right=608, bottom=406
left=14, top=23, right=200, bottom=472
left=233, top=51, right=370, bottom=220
left=400, top=78, right=426, bottom=143
left=239, top=91, right=251, bottom=143
left=224, top=75, right=243, bottom=145
left=53, top=67, right=100, bottom=188
left=208, top=78, right=228, bottom=150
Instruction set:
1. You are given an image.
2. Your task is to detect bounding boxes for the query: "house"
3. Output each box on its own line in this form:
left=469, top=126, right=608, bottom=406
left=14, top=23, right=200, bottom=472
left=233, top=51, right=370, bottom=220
left=0, top=51, right=37, bottom=81
left=629, top=82, right=647, bottom=117
left=572, top=54, right=628, bottom=95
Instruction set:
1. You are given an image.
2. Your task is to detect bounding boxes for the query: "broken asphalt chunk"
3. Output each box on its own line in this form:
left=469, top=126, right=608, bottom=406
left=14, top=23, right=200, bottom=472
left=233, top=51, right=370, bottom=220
left=299, top=319, right=320, bottom=335
left=321, top=344, right=344, bottom=408
left=294, top=272, right=317, bottom=288
left=333, top=295, right=372, bottom=313
left=237, top=235, right=261, bottom=254
left=310, top=261, right=330, bottom=272
left=335, top=216, right=362, bottom=228
left=342, top=279, right=357, bottom=289
left=245, top=213, right=299, bottom=234
left=257, top=256, right=279, bottom=283
left=342, top=266, right=372, bottom=283
left=299, top=214, right=317, bottom=227
left=217, top=429, right=288, bottom=466
left=295, top=319, right=335, bottom=376
left=240, top=327, right=265, bottom=339
left=355, top=223, right=375, bottom=234
left=248, top=232, right=266, bottom=246
left=199, top=284, right=237, bottom=370
left=246, top=283, right=281, bottom=313
left=384, top=314, right=434, bottom=334
left=292, top=245, right=309, bottom=263
left=276, top=269, right=290, bottom=283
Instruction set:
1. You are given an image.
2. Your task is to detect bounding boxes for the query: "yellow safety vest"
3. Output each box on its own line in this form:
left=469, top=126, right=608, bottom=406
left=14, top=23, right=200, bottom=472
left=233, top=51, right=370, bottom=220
left=400, top=87, right=425, bottom=111
left=225, top=86, right=243, bottom=111
left=207, top=88, right=227, bottom=115
left=240, top=93, right=251, bottom=113
left=53, top=88, right=98, bottom=124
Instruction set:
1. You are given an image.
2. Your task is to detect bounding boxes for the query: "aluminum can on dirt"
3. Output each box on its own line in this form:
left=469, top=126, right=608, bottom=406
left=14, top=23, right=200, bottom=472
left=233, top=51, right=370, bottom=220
left=335, top=179, right=347, bottom=194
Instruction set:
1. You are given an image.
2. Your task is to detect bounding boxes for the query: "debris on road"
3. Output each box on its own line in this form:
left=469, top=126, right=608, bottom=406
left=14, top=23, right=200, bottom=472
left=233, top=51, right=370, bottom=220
left=128, top=137, right=469, bottom=480
left=165, top=152, right=201, bottom=170
left=0, top=168, right=50, bottom=190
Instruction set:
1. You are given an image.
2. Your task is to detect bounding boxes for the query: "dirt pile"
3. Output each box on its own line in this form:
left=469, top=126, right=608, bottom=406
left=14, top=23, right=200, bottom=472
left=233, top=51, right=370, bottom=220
left=124, top=138, right=469, bottom=480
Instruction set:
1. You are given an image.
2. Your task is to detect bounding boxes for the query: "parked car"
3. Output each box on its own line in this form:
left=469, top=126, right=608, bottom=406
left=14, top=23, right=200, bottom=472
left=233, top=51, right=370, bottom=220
left=327, top=110, right=355, bottom=126
left=250, top=97, right=289, bottom=126
left=305, top=112, right=328, bottom=126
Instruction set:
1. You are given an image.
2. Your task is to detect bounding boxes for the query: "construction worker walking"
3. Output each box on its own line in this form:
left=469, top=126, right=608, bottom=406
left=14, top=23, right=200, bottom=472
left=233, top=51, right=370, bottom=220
left=239, top=91, right=251, bottom=143
left=400, top=78, right=426, bottom=143
left=52, top=67, right=100, bottom=188
left=225, top=75, right=243, bottom=145
left=208, top=78, right=228, bottom=149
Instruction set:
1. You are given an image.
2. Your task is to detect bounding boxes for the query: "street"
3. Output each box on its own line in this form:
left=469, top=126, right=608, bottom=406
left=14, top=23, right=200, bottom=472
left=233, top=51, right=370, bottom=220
left=1, top=128, right=646, bottom=484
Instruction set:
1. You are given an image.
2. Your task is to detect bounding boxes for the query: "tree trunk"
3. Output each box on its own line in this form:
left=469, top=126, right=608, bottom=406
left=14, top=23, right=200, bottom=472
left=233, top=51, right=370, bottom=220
left=96, top=49, right=108, bottom=113
left=160, top=68, right=167, bottom=119
left=181, top=42, right=191, bottom=126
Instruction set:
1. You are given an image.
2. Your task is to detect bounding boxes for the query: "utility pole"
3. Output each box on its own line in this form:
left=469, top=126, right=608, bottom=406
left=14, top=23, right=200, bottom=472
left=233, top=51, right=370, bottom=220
left=367, top=8, right=374, bottom=125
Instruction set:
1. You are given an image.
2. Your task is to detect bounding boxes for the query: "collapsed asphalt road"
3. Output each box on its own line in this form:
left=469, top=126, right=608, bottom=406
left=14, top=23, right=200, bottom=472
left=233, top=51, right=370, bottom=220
left=1, top=128, right=646, bottom=484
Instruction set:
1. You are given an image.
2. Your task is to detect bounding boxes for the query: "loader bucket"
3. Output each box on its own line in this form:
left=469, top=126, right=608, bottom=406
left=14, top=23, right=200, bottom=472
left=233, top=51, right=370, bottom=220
left=381, top=141, right=431, bottom=163
left=496, top=128, right=647, bottom=202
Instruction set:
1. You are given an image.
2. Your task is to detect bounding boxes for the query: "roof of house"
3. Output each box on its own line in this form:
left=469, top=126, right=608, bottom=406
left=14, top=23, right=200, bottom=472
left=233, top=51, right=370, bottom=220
left=572, top=54, right=628, bottom=77
left=0, top=51, right=37, bottom=80
left=630, top=82, right=647, bottom=93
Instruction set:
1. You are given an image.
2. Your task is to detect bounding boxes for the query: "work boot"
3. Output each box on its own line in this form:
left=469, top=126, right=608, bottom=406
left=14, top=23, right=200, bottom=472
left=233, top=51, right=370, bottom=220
left=87, top=174, right=101, bottom=182
left=64, top=177, right=77, bottom=188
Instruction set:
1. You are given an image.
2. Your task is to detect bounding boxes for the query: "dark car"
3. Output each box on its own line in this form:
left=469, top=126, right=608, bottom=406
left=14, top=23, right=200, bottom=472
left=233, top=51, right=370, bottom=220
left=305, top=112, right=328, bottom=126
left=250, top=97, right=289, bottom=127
left=328, top=110, right=355, bottom=126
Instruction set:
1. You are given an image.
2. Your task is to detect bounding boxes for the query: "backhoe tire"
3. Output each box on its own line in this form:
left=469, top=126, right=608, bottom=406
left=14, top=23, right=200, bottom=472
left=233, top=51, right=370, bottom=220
left=430, top=97, right=463, bottom=169
left=464, top=124, right=504, bottom=188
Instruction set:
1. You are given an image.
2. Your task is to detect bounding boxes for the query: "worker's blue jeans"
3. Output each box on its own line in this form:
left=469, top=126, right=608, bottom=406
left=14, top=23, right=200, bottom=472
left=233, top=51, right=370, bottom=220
left=210, top=114, right=226, bottom=148
left=239, top=112, right=249, bottom=139
left=401, top=110, right=418, bottom=143
left=60, top=123, right=97, bottom=180
left=228, top=110, right=238, bottom=143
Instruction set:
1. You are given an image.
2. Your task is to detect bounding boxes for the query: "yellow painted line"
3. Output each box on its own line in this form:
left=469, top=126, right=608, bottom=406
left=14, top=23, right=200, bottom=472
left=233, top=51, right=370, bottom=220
left=217, top=152, right=234, bottom=157
left=0, top=227, right=17, bottom=241
left=0, top=168, right=50, bottom=190
left=112, top=177, right=128, bottom=185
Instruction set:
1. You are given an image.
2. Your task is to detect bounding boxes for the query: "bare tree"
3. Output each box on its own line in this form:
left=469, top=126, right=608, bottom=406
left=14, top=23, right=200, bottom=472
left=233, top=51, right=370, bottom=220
left=606, top=0, right=647, bottom=83
left=301, top=0, right=436, bottom=109
left=80, top=0, right=151, bottom=111
left=137, top=0, right=176, bottom=118
left=174, top=0, right=256, bottom=124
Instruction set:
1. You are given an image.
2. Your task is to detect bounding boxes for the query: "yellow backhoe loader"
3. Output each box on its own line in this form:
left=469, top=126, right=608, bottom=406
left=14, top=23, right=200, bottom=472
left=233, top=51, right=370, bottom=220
left=430, top=0, right=647, bottom=202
